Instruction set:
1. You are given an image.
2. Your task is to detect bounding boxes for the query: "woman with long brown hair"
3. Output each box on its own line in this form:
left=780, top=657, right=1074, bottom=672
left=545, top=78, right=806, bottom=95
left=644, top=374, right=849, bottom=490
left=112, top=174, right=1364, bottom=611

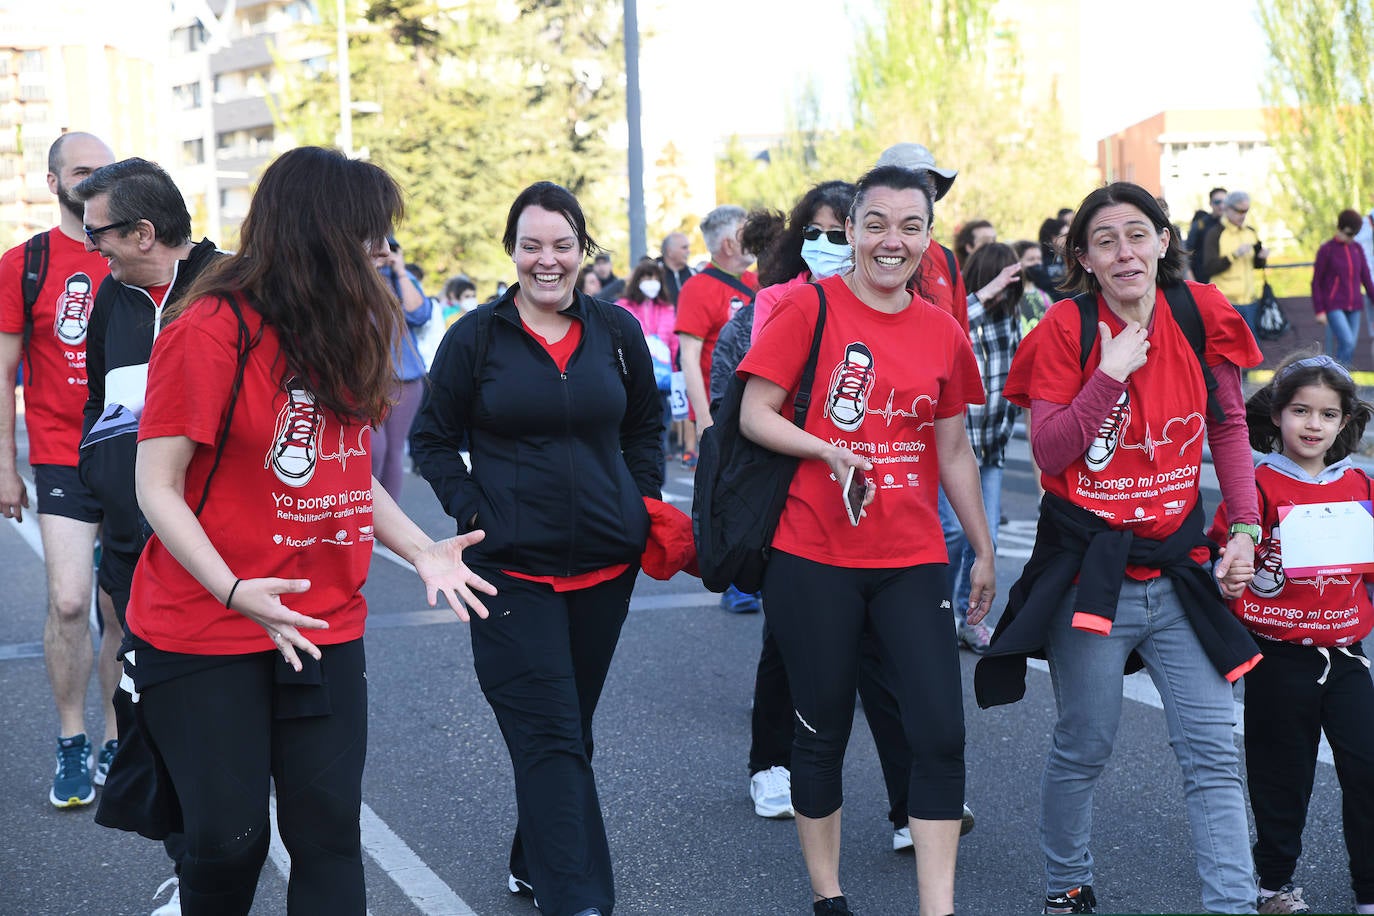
left=118, top=146, right=494, bottom=914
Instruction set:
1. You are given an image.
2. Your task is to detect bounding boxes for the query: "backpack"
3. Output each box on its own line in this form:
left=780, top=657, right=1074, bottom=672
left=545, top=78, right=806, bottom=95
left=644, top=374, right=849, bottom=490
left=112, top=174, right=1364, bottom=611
left=692, top=282, right=827, bottom=594
left=1074, top=281, right=1224, bottom=422
left=19, top=231, right=49, bottom=384
left=1254, top=279, right=1291, bottom=342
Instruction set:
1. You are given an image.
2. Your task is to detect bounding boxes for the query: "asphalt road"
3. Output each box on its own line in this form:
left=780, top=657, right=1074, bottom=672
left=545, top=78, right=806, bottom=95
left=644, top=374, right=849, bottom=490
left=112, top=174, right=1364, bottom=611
left=1, top=433, right=1367, bottom=916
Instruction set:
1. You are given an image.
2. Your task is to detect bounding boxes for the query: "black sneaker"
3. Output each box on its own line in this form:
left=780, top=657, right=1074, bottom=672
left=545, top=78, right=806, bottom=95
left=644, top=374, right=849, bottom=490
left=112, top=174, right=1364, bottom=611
left=814, top=896, right=852, bottom=915
left=1044, top=885, right=1096, bottom=914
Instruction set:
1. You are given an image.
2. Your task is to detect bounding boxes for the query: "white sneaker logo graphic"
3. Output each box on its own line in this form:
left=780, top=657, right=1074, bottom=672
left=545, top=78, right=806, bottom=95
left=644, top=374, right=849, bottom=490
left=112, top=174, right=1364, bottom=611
left=1250, top=527, right=1285, bottom=597
left=55, top=273, right=94, bottom=345
left=1085, top=392, right=1130, bottom=472
left=825, top=342, right=875, bottom=432
left=266, top=380, right=323, bottom=487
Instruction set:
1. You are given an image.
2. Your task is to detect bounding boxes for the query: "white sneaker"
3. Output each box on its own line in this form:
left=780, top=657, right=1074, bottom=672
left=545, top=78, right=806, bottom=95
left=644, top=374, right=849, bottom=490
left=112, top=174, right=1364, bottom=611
left=893, top=805, right=975, bottom=852
left=750, top=765, right=794, bottom=818
left=508, top=873, right=539, bottom=909
left=150, top=876, right=180, bottom=915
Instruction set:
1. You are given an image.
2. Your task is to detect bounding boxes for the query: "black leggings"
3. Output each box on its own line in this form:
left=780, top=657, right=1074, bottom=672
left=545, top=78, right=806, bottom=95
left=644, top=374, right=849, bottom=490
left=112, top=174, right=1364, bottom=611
left=138, top=640, right=368, bottom=916
left=748, top=622, right=916, bottom=828
left=762, top=552, right=965, bottom=820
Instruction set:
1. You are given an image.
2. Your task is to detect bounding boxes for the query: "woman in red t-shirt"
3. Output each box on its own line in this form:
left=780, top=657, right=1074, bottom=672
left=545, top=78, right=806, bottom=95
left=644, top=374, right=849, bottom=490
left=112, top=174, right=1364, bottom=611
left=738, top=165, right=992, bottom=916
left=120, top=147, right=494, bottom=914
left=987, top=182, right=1264, bottom=915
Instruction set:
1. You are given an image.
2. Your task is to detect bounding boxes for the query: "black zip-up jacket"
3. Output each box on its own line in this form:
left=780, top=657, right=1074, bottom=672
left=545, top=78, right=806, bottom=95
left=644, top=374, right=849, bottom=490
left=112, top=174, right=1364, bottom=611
left=410, top=288, right=664, bottom=576
left=78, top=239, right=225, bottom=594
left=974, top=492, right=1262, bottom=709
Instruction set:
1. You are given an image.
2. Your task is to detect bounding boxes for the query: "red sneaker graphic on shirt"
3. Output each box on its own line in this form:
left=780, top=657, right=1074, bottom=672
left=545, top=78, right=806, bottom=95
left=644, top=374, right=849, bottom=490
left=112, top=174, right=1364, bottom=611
left=266, top=380, right=323, bottom=487
left=824, top=342, right=875, bottom=432
left=1085, top=392, right=1130, bottom=472
left=54, top=272, right=94, bottom=345
left=1250, top=527, right=1285, bottom=598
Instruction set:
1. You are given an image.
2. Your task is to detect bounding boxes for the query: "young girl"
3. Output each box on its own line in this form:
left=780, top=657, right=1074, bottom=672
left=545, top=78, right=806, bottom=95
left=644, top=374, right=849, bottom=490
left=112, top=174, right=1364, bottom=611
left=1211, top=352, right=1374, bottom=916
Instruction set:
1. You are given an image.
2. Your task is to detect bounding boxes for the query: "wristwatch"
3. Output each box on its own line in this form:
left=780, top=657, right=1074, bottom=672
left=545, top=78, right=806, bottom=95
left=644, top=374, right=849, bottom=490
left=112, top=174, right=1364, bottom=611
left=1228, top=522, right=1262, bottom=543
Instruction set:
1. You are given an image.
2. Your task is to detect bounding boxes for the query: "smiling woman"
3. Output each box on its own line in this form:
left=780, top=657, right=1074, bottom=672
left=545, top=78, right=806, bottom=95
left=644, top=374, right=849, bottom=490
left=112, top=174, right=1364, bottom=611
left=410, top=180, right=666, bottom=916
left=734, top=164, right=991, bottom=916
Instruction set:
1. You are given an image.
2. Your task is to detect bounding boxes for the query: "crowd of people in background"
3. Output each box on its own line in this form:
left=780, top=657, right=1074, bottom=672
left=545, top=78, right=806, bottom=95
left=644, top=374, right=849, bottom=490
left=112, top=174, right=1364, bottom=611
left=5, top=128, right=1374, bottom=916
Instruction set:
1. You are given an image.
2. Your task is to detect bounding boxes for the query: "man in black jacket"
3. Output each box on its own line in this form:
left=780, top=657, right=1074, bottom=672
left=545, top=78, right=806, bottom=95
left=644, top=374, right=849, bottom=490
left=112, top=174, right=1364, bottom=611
left=76, top=158, right=226, bottom=629
left=73, top=157, right=225, bottom=916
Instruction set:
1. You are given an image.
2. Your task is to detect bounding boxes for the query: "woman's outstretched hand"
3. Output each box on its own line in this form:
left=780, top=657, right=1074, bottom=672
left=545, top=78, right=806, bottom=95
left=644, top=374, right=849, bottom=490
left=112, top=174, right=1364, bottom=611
left=413, top=529, right=498, bottom=623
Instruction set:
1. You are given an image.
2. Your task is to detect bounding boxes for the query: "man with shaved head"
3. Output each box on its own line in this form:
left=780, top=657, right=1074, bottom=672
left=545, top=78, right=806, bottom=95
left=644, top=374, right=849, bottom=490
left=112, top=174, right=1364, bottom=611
left=0, top=131, right=120, bottom=809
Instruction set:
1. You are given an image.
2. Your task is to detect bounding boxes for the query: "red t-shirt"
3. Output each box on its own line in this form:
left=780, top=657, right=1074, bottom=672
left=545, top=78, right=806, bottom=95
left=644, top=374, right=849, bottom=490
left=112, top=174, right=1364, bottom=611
left=0, top=228, right=111, bottom=465
left=1005, top=282, right=1260, bottom=547
left=127, top=297, right=374, bottom=655
left=674, top=265, right=758, bottom=392
left=738, top=274, right=984, bottom=568
left=1211, top=464, right=1374, bottom=647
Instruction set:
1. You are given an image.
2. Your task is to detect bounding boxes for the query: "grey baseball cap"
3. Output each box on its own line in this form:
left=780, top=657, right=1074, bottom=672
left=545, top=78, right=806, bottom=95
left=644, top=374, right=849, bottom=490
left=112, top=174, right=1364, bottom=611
left=875, top=143, right=958, bottom=200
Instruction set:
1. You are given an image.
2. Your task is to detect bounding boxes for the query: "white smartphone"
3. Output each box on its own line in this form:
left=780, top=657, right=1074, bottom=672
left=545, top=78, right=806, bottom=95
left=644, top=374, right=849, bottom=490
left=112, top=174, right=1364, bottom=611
left=842, top=465, right=868, bottom=527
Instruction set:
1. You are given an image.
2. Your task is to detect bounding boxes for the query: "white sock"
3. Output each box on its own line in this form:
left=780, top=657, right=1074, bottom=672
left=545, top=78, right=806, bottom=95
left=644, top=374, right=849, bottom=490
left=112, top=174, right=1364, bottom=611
left=1354, top=903, right=1374, bottom=914
left=1257, top=887, right=1279, bottom=900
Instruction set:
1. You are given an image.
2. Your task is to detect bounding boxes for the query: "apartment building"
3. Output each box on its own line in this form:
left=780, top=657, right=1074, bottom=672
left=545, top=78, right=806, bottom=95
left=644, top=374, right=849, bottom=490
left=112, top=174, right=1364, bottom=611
left=167, top=0, right=326, bottom=245
left=0, top=1, right=160, bottom=246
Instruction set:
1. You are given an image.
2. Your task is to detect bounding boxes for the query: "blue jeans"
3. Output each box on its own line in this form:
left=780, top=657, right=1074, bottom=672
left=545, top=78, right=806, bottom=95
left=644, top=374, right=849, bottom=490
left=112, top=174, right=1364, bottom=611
left=1324, top=308, right=1362, bottom=365
left=936, top=464, right=1004, bottom=626
left=1041, top=577, right=1255, bottom=913
left=1235, top=301, right=1260, bottom=343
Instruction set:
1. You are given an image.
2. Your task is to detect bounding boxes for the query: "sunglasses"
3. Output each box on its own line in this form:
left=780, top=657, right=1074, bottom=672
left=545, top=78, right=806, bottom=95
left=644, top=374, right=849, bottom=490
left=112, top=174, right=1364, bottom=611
left=802, top=226, right=848, bottom=245
left=83, top=219, right=136, bottom=243
left=1210, top=198, right=1225, bottom=206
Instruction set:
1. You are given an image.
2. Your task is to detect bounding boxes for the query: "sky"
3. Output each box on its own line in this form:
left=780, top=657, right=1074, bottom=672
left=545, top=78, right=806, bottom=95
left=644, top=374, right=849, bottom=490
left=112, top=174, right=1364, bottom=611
left=639, top=0, right=1268, bottom=154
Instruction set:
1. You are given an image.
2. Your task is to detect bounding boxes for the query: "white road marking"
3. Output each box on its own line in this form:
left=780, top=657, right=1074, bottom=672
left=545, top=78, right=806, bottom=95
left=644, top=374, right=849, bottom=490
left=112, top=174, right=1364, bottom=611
left=268, top=797, right=473, bottom=914
left=360, top=803, right=478, bottom=915
left=995, top=519, right=1037, bottom=560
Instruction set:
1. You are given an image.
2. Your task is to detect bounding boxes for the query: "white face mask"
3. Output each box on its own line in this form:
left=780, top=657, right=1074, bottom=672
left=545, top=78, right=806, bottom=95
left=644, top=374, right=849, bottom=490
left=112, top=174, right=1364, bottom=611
left=638, top=279, right=662, bottom=300
left=458, top=294, right=477, bottom=308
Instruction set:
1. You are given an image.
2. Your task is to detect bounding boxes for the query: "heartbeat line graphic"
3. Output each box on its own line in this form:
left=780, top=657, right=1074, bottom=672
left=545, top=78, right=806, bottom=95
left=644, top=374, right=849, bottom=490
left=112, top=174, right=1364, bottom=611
left=867, top=391, right=935, bottom=429
left=1119, top=412, right=1206, bottom=461
left=320, top=426, right=370, bottom=473
left=1289, top=573, right=1353, bottom=596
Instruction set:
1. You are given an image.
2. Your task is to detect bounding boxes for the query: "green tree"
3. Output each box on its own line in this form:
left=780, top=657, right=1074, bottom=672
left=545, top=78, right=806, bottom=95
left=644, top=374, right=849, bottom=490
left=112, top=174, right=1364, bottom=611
left=712, top=0, right=1090, bottom=243
left=275, top=0, right=625, bottom=290
left=847, top=0, right=1090, bottom=241
left=1257, top=0, right=1374, bottom=256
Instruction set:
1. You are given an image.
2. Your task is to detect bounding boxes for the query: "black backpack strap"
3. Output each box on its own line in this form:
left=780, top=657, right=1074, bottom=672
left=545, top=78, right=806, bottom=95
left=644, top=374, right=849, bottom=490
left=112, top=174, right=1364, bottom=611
left=1161, top=282, right=1224, bottom=422
left=195, top=295, right=263, bottom=516
left=791, top=283, right=828, bottom=427
left=1074, top=292, right=1097, bottom=371
left=471, top=304, right=493, bottom=393
left=702, top=266, right=756, bottom=304
left=19, top=231, right=49, bottom=381
left=588, top=296, right=629, bottom=379
left=942, top=243, right=958, bottom=285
